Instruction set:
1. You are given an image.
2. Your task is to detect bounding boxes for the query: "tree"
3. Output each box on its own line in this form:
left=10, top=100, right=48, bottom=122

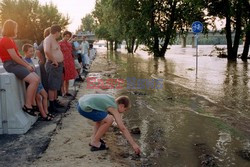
left=81, top=14, right=95, bottom=33
left=93, top=0, right=122, bottom=50
left=135, top=0, right=207, bottom=57
left=206, top=0, right=246, bottom=60
left=0, top=0, right=70, bottom=42
left=36, top=2, right=70, bottom=42
left=241, top=0, right=250, bottom=60
left=112, top=0, right=142, bottom=53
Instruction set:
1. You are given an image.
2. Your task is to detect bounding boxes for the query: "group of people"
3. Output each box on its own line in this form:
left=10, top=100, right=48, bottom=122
left=0, top=19, right=140, bottom=155
left=0, top=19, right=94, bottom=121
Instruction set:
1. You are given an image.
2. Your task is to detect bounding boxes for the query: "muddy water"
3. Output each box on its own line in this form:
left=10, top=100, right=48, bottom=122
left=99, top=46, right=249, bottom=167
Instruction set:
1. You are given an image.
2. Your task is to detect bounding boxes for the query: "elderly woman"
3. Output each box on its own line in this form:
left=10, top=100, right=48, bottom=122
left=0, top=19, right=40, bottom=116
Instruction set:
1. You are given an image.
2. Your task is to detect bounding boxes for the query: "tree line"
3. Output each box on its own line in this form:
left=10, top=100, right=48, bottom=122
left=0, top=0, right=70, bottom=43
left=81, top=0, right=249, bottom=61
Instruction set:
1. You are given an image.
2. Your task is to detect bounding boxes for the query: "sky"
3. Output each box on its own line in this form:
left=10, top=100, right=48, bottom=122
left=39, top=0, right=96, bottom=32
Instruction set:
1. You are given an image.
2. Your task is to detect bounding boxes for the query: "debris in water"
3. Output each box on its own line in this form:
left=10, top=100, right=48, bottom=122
left=119, top=152, right=130, bottom=158
left=130, top=127, right=141, bottom=134
left=200, top=154, right=216, bottom=167
left=237, top=149, right=250, bottom=161
left=193, top=143, right=217, bottom=167
left=187, top=68, right=195, bottom=71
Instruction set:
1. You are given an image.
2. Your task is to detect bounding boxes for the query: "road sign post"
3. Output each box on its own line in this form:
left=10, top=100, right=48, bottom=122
left=192, top=21, right=203, bottom=78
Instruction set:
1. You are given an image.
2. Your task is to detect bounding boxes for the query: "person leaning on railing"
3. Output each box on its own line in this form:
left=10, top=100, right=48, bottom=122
left=0, top=19, right=40, bottom=116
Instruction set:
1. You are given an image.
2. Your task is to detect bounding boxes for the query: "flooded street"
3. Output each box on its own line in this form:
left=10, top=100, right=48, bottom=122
left=101, top=45, right=250, bottom=166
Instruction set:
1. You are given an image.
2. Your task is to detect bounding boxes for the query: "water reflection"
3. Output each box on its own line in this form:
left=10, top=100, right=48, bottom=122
left=223, top=61, right=250, bottom=115
left=105, top=49, right=250, bottom=166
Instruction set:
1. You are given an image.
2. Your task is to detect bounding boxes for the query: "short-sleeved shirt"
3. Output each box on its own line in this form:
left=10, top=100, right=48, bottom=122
left=0, top=37, right=22, bottom=62
left=81, top=41, right=89, bottom=54
left=79, top=94, right=118, bottom=112
left=72, top=41, right=81, bottom=57
left=37, top=41, right=45, bottom=55
left=37, top=41, right=46, bottom=64
left=24, top=57, right=35, bottom=67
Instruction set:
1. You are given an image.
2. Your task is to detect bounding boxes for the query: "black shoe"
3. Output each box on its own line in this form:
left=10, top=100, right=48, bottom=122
left=65, top=93, right=73, bottom=97
left=75, top=77, right=84, bottom=82
left=48, top=105, right=59, bottom=113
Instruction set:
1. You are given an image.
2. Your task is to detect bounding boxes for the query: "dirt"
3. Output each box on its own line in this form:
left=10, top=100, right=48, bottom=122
left=31, top=52, right=142, bottom=167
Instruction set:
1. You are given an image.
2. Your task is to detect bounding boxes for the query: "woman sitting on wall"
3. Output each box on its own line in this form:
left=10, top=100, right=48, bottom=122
left=0, top=19, right=40, bottom=116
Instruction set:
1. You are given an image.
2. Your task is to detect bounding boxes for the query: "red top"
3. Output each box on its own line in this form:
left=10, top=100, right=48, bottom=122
left=0, top=37, right=22, bottom=62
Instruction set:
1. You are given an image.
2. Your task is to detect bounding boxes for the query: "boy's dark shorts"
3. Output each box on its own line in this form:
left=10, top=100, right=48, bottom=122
left=77, top=103, right=108, bottom=122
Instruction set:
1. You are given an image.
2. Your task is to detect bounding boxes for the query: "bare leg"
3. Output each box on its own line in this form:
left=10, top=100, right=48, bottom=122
left=32, top=72, right=40, bottom=106
left=23, top=73, right=39, bottom=108
left=40, top=90, right=48, bottom=114
left=91, top=115, right=114, bottom=147
left=61, top=80, right=65, bottom=96
left=91, top=122, right=101, bottom=141
left=48, top=90, right=55, bottom=101
left=54, top=90, right=58, bottom=100
left=36, top=94, right=46, bottom=117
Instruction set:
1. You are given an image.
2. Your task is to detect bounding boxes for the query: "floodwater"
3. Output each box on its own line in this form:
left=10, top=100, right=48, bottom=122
left=100, top=45, right=250, bottom=167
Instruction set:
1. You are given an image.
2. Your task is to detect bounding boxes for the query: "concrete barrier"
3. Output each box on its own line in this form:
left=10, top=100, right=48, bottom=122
left=0, top=66, right=38, bottom=134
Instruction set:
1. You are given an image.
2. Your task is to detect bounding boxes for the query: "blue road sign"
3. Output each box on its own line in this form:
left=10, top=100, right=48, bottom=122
left=192, top=21, right=203, bottom=34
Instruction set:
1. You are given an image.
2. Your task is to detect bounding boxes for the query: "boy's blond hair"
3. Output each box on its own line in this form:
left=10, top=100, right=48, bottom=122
left=116, top=96, right=131, bottom=108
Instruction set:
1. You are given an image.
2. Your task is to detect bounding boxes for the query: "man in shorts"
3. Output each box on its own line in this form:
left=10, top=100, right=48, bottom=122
left=44, top=25, right=64, bottom=112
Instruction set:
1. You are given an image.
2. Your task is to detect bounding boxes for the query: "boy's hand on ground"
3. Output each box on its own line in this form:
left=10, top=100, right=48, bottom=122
left=132, top=144, right=141, bottom=155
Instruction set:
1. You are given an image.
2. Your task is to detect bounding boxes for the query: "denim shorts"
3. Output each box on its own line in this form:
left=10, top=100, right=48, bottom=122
left=3, top=60, right=30, bottom=80
left=37, top=82, right=44, bottom=94
left=77, top=103, right=108, bottom=122
left=45, top=61, right=63, bottom=90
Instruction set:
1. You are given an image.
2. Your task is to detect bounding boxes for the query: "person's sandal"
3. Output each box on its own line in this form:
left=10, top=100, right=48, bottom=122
left=89, top=139, right=105, bottom=146
left=41, top=115, right=53, bottom=121
left=22, top=105, right=37, bottom=116
left=32, top=105, right=39, bottom=112
left=47, top=113, right=55, bottom=118
left=90, top=142, right=109, bottom=151
left=32, top=105, right=40, bottom=115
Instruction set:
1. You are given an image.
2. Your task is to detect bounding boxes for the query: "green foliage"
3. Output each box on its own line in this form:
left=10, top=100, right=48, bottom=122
left=93, top=0, right=248, bottom=58
left=93, top=0, right=207, bottom=56
left=0, top=0, right=70, bottom=43
left=81, top=14, right=95, bottom=32
left=206, top=0, right=248, bottom=60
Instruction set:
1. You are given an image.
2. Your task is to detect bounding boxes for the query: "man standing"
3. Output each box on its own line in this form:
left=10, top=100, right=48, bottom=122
left=81, top=36, right=89, bottom=70
left=44, top=25, right=64, bottom=112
